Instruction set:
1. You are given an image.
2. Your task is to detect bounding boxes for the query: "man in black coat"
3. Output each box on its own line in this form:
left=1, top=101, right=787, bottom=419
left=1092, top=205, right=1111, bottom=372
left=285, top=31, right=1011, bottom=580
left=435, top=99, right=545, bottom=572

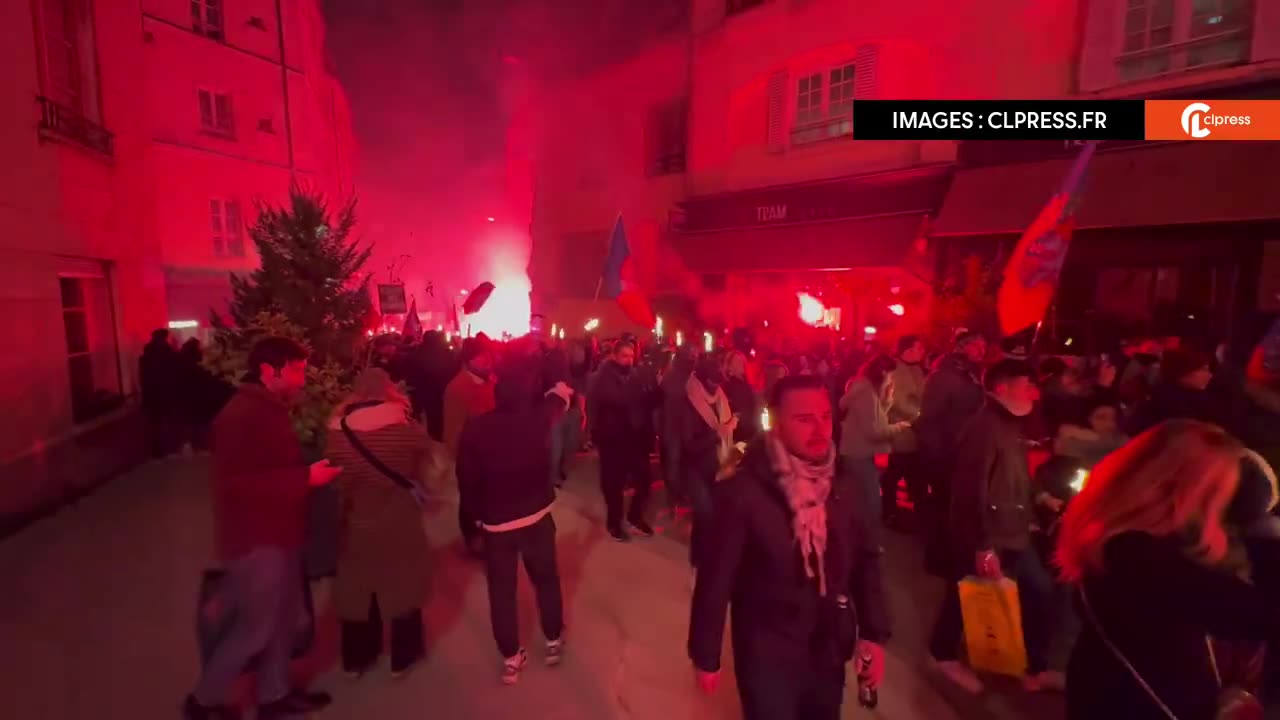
left=689, top=375, right=891, bottom=720
left=456, top=368, right=572, bottom=684
left=589, top=340, right=661, bottom=542
left=931, top=359, right=1064, bottom=694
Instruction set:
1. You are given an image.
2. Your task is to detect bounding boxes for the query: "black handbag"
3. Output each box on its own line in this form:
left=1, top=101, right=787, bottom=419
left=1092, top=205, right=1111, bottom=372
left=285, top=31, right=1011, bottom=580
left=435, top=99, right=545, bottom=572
left=339, top=401, right=429, bottom=509
left=196, top=567, right=315, bottom=670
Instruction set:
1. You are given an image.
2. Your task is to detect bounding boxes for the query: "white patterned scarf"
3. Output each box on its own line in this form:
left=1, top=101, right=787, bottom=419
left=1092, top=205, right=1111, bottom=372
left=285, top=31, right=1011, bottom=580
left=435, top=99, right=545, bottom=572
left=686, top=374, right=733, bottom=463
left=765, top=431, right=836, bottom=595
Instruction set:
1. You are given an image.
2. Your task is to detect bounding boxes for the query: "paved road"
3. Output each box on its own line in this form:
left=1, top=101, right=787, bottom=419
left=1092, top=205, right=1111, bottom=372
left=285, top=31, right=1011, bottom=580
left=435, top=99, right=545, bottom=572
left=0, top=453, right=1066, bottom=719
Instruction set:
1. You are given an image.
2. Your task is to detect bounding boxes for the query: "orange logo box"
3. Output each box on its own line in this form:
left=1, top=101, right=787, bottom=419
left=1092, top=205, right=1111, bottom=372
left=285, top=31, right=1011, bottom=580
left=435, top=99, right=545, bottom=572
left=1145, top=100, right=1280, bottom=141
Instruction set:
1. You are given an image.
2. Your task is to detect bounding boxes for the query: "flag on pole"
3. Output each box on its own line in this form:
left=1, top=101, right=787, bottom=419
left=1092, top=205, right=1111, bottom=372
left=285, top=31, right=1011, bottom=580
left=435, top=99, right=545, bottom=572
left=402, top=298, right=422, bottom=337
left=600, top=215, right=655, bottom=327
left=997, top=141, right=1099, bottom=336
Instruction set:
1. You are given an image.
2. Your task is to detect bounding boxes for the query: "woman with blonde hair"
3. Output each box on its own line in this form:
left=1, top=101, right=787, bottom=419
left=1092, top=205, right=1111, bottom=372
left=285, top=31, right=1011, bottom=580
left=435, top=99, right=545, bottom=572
left=1058, top=420, right=1280, bottom=720
left=326, top=368, right=432, bottom=678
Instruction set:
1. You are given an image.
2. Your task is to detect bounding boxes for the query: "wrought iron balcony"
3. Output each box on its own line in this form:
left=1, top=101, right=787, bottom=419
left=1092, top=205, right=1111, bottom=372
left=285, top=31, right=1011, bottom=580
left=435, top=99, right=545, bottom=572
left=37, top=96, right=114, bottom=158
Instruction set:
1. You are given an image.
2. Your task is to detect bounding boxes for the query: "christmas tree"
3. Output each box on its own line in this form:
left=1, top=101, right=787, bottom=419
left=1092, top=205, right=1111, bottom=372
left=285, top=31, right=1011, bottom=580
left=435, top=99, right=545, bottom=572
left=206, top=186, right=373, bottom=450
left=221, top=185, right=373, bottom=365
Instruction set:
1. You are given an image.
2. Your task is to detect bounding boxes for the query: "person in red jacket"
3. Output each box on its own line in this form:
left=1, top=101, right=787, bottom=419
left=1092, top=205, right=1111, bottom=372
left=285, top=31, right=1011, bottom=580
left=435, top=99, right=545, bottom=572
left=185, top=337, right=342, bottom=720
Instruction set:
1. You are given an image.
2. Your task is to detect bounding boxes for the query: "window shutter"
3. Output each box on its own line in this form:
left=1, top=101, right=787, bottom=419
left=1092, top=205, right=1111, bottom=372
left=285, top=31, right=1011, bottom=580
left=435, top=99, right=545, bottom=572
left=1078, top=0, right=1120, bottom=92
left=214, top=93, right=233, bottom=133
left=853, top=44, right=880, bottom=100
left=198, top=91, right=214, bottom=128
left=766, top=69, right=789, bottom=153
left=1254, top=0, right=1280, bottom=62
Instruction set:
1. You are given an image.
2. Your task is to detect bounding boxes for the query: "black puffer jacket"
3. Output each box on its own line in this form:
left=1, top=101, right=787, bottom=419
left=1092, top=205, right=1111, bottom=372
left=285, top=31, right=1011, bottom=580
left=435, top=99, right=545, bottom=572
left=455, top=372, right=566, bottom=528
left=689, top=440, right=891, bottom=674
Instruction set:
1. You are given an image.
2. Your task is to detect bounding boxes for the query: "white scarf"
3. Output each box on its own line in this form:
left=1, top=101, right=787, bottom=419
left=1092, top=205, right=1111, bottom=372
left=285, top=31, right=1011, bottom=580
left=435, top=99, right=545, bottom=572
left=765, top=432, right=836, bottom=596
left=686, top=374, right=733, bottom=463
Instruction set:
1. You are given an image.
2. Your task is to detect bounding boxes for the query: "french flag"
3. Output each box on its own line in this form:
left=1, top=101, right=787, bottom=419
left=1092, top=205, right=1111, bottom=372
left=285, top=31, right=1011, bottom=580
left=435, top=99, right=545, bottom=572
left=600, top=215, right=655, bottom=328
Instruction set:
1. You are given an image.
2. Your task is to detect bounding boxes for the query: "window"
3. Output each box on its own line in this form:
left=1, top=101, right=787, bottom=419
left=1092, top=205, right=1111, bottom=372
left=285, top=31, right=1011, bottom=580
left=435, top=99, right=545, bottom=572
left=198, top=89, right=235, bottom=137
left=792, top=62, right=855, bottom=145
left=1117, top=0, right=1251, bottom=82
left=37, top=0, right=101, bottom=120
left=192, top=0, right=225, bottom=41
left=59, top=272, right=123, bottom=424
left=210, top=199, right=245, bottom=257
left=646, top=99, right=687, bottom=176
left=726, top=0, right=769, bottom=16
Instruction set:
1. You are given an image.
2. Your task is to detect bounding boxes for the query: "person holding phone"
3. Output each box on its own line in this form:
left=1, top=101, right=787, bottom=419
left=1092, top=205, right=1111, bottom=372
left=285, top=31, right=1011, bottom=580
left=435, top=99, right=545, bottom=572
left=185, top=337, right=340, bottom=720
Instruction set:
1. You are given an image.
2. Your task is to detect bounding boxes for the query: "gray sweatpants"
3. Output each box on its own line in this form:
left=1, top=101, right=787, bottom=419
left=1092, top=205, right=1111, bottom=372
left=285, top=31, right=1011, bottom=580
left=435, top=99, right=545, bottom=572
left=194, top=547, right=304, bottom=706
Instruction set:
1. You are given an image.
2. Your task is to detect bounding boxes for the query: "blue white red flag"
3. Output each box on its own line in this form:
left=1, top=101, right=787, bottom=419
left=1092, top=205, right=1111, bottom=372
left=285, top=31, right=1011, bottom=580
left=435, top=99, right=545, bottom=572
left=599, top=215, right=654, bottom=327
left=997, top=141, right=1098, bottom=336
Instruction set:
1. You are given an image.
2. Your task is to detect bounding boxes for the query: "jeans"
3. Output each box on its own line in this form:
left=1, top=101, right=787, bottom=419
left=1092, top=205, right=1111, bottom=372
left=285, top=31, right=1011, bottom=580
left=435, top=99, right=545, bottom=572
left=841, top=457, right=885, bottom=552
left=928, top=547, right=1054, bottom=675
left=598, top=439, right=652, bottom=531
left=549, top=407, right=581, bottom=486
left=341, top=595, right=424, bottom=674
left=483, top=515, right=564, bottom=658
left=194, top=547, right=304, bottom=706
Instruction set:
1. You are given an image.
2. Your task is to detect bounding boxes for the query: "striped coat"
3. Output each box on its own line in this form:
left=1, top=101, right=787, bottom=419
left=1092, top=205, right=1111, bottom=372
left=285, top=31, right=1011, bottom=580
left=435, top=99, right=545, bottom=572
left=325, top=401, right=432, bottom=621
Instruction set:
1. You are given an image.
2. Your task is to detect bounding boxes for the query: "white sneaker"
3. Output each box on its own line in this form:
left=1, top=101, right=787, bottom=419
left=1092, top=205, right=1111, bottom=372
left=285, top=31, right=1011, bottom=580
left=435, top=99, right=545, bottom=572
left=501, top=648, right=528, bottom=685
left=931, top=658, right=984, bottom=694
left=545, top=638, right=565, bottom=666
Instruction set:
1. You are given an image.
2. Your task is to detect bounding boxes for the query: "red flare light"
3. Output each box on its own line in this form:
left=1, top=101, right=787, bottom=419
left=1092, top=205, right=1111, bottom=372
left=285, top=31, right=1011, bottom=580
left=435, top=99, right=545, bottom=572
left=797, top=292, right=825, bottom=327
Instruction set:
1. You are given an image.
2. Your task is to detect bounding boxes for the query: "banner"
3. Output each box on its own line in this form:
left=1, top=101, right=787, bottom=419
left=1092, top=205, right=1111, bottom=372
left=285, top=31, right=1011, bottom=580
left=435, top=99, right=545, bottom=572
left=377, top=284, right=407, bottom=315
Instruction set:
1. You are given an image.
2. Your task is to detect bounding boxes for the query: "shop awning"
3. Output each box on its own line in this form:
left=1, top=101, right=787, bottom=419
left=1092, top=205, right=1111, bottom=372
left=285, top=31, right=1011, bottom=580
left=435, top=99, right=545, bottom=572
left=675, top=213, right=927, bottom=273
left=932, top=141, right=1280, bottom=236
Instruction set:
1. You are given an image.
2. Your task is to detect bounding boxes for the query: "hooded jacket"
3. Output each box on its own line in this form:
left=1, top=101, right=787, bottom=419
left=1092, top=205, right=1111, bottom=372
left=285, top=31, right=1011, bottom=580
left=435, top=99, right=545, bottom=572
left=948, top=399, right=1034, bottom=556
left=456, top=372, right=567, bottom=530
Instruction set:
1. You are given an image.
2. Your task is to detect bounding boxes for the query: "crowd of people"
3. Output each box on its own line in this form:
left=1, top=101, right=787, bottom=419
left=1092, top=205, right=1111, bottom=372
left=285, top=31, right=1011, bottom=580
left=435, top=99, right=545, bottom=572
left=174, top=315, right=1280, bottom=720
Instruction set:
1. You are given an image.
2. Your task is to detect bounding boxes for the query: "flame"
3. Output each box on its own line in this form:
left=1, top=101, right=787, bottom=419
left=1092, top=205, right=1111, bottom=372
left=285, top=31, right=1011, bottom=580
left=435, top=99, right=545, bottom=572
left=888, top=303, right=906, bottom=316
left=797, top=292, right=825, bottom=326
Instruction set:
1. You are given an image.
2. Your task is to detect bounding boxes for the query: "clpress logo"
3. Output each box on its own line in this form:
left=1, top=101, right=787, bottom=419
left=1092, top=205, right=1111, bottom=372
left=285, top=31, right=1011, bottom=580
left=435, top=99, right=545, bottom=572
left=1180, top=102, right=1213, bottom=138
left=1146, top=100, right=1280, bottom=141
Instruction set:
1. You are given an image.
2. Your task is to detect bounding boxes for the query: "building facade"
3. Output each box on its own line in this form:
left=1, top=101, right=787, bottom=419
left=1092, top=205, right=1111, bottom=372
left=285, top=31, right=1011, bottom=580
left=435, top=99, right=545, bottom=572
left=931, top=0, right=1280, bottom=356
left=1, top=0, right=354, bottom=528
left=142, top=0, right=356, bottom=338
left=528, top=0, right=1079, bottom=338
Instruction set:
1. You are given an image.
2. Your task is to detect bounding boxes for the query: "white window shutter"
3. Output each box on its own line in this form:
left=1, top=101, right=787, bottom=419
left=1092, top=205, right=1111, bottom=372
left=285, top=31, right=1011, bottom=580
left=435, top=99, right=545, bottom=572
left=766, top=69, right=789, bottom=153
left=1253, top=0, right=1280, bottom=62
left=1078, top=0, right=1120, bottom=93
left=854, top=44, right=880, bottom=99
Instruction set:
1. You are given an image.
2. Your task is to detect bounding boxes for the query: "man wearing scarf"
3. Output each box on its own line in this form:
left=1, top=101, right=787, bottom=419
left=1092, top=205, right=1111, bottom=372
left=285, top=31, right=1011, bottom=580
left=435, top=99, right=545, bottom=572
left=678, top=358, right=736, bottom=570
left=688, top=375, right=891, bottom=719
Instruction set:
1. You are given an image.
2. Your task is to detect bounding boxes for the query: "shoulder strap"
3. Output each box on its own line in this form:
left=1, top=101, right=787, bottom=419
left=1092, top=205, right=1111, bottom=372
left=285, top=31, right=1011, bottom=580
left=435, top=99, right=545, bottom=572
left=1079, top=586, right=1180, bottom=720
left=340, top=402, right=426, bottom=508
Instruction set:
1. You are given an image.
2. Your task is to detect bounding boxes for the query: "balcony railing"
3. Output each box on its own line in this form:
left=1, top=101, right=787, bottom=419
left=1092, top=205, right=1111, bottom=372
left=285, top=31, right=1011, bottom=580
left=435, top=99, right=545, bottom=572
left=37, top=96, right=114, bottom=158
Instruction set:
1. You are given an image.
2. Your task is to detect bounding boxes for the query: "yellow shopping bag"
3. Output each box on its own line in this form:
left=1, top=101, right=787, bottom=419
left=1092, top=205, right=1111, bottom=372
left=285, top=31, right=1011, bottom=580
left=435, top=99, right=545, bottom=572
left=958, top=576, right=1028, bottom=677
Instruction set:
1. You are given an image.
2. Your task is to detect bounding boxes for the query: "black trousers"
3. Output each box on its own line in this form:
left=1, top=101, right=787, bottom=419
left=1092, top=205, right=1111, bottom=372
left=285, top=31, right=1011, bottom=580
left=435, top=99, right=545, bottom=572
left=484, top=514, right=564, bottom=659
left=340, top=595, right=424, bottom=674
left=597, top=439, right=652, bottom=531
left=736, top=657, right=845, bottom=720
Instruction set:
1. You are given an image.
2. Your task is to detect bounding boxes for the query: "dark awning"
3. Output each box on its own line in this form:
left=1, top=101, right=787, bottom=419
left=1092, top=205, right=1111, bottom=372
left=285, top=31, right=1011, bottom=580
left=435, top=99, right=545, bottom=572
left=933, top=141, right=1280, bottom=236
left=675, top=213, right=927, bottom=273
